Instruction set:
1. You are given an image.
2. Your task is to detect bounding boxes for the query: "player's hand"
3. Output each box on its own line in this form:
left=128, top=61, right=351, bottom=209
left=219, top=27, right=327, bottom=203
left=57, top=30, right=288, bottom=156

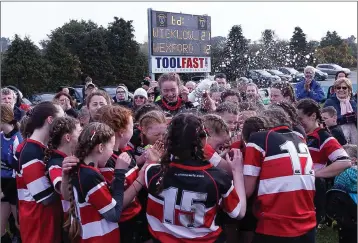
left=226, top=149, right=243, bottom=172
left=115, top=152, right=131, bottom=170
left=145, top=140, right=164, bottom=163
left=62, top=156, right=79, bottom=175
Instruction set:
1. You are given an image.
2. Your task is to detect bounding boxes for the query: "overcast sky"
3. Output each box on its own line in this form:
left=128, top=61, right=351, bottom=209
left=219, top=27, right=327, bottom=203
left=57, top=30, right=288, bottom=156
left=2, top=2, right=357, bottom=46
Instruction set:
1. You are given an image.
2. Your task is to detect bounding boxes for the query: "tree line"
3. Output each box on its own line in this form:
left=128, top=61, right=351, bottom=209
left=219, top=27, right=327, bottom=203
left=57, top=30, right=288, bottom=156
left=1, top=17, right=357, bottom=96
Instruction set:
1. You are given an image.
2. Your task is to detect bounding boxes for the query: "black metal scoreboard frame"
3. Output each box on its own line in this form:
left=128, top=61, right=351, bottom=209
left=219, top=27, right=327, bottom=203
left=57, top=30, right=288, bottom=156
left=147, top=9, right=212, bottom=74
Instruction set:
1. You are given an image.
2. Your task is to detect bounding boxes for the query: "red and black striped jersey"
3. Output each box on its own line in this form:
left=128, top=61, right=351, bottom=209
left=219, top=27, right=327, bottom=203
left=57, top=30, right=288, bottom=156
left=15, top=139, right=62, bottom=243
left=72, top=163, right=120, bottom=243
left=101, top=151, right=141, bottom=222
left=145, top=161, right=242, bottom=243
left=243, top=126, right=316, bottom=237
left=307, top=127, right=349, bottom=170
left=46, top=149, right=70, bottom=221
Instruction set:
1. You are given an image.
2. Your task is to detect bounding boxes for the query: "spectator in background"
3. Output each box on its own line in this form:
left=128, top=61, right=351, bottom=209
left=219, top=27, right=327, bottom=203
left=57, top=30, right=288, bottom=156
left=133, top=88, right=148, bottom=111
left=295, top=66, right=325, bottom=103
left=6, top=86, right=31, bottom=112
left=321, top=106, right=347, bottom=146
left=185, top=81, right=196, bottom=93
left=324, top=78, right=357, bottom=145
left=113, top=84, right=132, bottom=108
left=236, top=77, right=249, bottom=100
left=147, top=87, right=156, bottom=103
left=336, top=71, right=348, bottom=80
left=1, top=88, right=25, bottom=122
left=77, top=106, right=90, bottom=127
left=245, top=82, right=264, bottom=109
left=141, top=78, right=150, bottom=91
left=53, top=92, right=78, bottom=118
left=214, top=73, right=228, bottom=88
left=209, top=83, right=226, bottom=105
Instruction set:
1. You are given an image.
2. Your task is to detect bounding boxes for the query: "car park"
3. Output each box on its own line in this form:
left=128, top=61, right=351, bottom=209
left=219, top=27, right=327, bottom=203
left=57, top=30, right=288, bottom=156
left=278, top=67, right=303, bottom=83
left=316, top=64, right=351, bottom=76
left=29, top=93, right=56, bottom=105
left=266, top=69, right=292, bottom=82
left=247, top=70, right=280, bottom=88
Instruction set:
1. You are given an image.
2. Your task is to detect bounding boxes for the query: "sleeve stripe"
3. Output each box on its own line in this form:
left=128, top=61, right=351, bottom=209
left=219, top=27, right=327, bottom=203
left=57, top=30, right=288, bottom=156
left=329, top=148, right=349, bottom=162
left=99, top=168, right=114, bottom=172
left=98, top=198, right=116, bottom=214
left=145, top=163, right=158, bottom=188
left=243, top=165, right=261, bottom=176
left=222, top=184, right=234, bottom=198
left=49, top=165, right=62, bottom=171
left=27, top=176, right=53, bottom=195
left=226, top=201, right=242, bottom=219
left=53, top=177, right=62, bottom=188
left=22, top=159, right=44, bottom=169
left=246, top=143, right=265, bottom=156
left=85, top=182, right=106, bottom=202
left=320, top=137, right=335, bottom=150
left=125, top=166, right=138, bottom=177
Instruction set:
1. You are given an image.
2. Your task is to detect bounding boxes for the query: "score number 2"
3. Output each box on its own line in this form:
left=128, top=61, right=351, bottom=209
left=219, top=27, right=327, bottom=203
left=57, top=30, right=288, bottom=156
left=280, top=141, right=313, bottom=175
left=160, top=187, right=207, bottom=228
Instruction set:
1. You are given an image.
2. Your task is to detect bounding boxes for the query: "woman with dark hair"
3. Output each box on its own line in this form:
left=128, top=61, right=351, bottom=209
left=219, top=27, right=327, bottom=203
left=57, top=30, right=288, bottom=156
left=53, top=92, right=78, bottom=118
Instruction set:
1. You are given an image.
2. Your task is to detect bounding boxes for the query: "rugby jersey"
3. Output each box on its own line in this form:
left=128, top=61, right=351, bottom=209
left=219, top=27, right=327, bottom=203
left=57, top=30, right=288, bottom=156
left=1, top=129, right=22, bottom=178
left=15, top=139, right=62, bottom=243
left=46, top=149, right=70, bottom=221
left=101, top=151, right=141, bottom=223
left=72, top=163, right=120, bottom=243
left=145, top=161, right=242, bottom=243
left=243, top=126, right=316, bottom=237
left=307, top=127, right=349, bottom=170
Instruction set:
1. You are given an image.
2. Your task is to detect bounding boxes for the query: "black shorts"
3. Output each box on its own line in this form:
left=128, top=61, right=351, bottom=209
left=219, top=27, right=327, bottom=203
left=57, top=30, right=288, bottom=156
left=238, top=197, right=257, bottom=231
left=1, top=177, right=17, bottom=205
left=252, top=227, right=316, bottom=243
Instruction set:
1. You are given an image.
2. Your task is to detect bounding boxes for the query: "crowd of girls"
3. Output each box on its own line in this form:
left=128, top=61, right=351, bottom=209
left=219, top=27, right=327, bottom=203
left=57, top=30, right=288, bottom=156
left=0, top=72, right=356, bottom=243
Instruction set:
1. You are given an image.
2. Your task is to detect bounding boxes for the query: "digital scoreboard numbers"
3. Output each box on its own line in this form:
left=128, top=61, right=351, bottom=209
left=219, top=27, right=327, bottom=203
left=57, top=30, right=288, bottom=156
left=150, top=10, right=211, bottom=57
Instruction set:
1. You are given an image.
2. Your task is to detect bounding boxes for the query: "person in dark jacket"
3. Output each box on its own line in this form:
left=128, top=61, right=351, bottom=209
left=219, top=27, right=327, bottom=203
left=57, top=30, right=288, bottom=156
left=295, top=66, right=325, bottom=103
left=324, top=78, right=357, bottom=145
left=321, top=106, right=347, bottom=146
left=1, top=88, right=25, bottom=122
left=113, top=84, right=133, bottom=109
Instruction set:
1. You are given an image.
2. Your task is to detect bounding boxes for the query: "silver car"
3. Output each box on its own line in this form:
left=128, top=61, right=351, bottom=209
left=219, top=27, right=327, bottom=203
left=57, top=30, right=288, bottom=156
left=316, top=64, right=351, bottom=76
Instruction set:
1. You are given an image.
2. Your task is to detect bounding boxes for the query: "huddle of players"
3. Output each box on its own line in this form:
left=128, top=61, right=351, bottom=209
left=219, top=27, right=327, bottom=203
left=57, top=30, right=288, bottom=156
left=11, top=74, right=353, bottom=243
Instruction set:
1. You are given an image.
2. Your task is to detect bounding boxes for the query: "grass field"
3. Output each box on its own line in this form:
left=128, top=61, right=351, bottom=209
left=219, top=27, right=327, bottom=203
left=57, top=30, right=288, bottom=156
left=317, top=226, right=339, bottom=243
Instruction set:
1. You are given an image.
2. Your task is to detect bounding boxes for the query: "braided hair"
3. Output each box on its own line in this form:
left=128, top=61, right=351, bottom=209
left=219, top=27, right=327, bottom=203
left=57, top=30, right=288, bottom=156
left=43, top=117, right=79, bottom=165
left=64, top=122, right=114, bottom=241
left=156, top=113, right=207, bottom=194
left=269, top=101, right=299, bottom=126
left=202, top=114, right=229, bottom=136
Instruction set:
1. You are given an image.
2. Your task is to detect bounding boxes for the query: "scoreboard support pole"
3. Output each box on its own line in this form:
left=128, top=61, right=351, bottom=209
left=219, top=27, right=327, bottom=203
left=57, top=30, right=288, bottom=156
left=147, top=8, right=155, bottom=81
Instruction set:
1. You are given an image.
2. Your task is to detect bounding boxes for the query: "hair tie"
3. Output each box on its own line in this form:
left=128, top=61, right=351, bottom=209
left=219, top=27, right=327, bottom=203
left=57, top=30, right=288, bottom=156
left=90, top=130, right=96, bottom=141
left=26, top=108, right=34, bottom=117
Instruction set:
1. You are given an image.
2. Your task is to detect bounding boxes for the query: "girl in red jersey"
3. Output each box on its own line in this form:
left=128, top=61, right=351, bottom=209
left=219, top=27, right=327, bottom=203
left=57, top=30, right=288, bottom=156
left=94, top=105, right=157, bottom=243
left=296, top=98, right=352, bottom=225
left=130, top=110, right=167, bottom=164
left=145, top=113, right=246, bottom=243
left=62, top=122, right=131, bottom=243
left=243, top=109, right=316, bottom=243
left=14, top=101, right=65, bottom=243
left=44, top=116, right=82, bottom=241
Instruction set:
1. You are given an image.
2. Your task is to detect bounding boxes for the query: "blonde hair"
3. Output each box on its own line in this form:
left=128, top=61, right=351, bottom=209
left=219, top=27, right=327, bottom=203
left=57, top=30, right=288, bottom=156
left=334, top=78, right=353, bottom=95
left=139, top=110, right=166, bottom=130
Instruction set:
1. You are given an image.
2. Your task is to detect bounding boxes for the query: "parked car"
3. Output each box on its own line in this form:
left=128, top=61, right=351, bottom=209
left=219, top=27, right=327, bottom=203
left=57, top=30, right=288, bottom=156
left=29, top=93, right=56, bottom=105
left=278, top=67, right=303, bottom=83
left=266, top=69, right=292, bottom=82
left=296, top=67, right=328, bottom=81
left=316, top=64, right=351, bottom=76
left=247, top=70, right=280, bottom=88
